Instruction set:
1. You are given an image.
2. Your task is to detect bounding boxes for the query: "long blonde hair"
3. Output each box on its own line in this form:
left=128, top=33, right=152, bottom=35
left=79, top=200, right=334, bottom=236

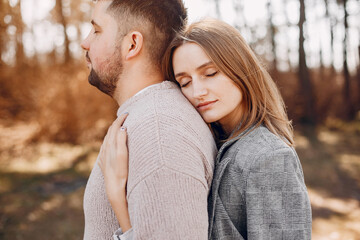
left=163, top=18, right=294, bottom=146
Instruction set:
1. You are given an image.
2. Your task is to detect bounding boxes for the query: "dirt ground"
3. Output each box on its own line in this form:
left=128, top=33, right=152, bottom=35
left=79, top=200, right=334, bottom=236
left=0, top=120, right=359, bottom=240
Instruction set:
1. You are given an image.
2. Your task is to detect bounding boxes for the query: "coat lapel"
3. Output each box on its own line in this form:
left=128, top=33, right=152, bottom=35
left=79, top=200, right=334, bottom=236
left=208, top=126, right=256, bottom=238
left=208, top=138, right=238, bottom=238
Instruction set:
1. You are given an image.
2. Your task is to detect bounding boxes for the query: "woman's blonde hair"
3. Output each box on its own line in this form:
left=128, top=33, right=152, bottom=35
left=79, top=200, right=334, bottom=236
left=163, top=18, right=294, bottom=146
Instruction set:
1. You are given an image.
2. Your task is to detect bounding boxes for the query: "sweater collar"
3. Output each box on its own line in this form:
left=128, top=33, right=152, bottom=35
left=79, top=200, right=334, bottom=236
left=116, top=81, right=177, bottom=117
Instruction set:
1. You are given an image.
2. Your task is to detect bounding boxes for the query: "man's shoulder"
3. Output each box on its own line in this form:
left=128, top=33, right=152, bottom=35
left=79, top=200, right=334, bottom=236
left=137, top=83, right=197, bottom=115
left=125, top=85, right=207, bottom=132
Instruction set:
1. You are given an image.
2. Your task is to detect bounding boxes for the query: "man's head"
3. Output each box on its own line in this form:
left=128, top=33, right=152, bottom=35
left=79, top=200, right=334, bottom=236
left=81, top=0, right=187, bottom=97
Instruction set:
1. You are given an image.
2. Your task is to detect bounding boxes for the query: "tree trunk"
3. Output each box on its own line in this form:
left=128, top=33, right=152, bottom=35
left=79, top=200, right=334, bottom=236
left=233, top=0, right=252, bottom=45
left=56, top=0, right=71, bottom=64
left=357, top=45, right=360, bottom=114
left=342, top=0, right=355, bottom=119
left=298, top=0, right=317, bottom=124
left=267, top=1, right=277, bottom=71
left=283, top=0, right=292, bottom=71
left=324, top=0, right=335, bottom=72
left=14, top=1, right=25, bottom=67
left=214, top=0, right=221, bottom=19
left=0, top=0, right=4, bottom=67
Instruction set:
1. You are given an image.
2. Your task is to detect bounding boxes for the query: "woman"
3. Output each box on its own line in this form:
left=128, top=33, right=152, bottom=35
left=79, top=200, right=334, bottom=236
left=99, top=18, right=312, bottom=239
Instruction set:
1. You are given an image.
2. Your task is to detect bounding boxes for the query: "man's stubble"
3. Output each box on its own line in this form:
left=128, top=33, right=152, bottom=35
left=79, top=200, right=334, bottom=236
left=87, top=45, right=123, bottom=97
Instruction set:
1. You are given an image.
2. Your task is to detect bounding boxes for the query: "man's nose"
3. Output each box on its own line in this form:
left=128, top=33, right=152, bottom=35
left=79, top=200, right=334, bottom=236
left=81, top=35, right=90, bottom=50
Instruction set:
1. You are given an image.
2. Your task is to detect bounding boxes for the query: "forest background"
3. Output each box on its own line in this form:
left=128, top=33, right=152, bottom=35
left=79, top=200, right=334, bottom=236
left=0, top=0, right=359, bottom=239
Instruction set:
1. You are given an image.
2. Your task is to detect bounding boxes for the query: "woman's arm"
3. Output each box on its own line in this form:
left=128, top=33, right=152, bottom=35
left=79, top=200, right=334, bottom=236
left=245, top=147, right=312, bottom=239
left=98, top=113, right=132, bottom=233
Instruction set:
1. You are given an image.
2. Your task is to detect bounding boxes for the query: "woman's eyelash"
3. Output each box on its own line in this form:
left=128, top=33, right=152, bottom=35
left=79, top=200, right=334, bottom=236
left=206, top=71, right=218, bottom=77
left=181, top=82, right=190, bottom=88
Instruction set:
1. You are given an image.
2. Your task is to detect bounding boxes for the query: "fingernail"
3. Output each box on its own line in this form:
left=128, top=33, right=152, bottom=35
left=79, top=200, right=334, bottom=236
left=120, top=127, right=127, bottom=131
left=123, top=112, right=129, bottom=115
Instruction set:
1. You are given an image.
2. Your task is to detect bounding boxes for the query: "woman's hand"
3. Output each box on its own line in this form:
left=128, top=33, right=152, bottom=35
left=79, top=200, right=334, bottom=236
left=98, top=113, right=132, bottom=232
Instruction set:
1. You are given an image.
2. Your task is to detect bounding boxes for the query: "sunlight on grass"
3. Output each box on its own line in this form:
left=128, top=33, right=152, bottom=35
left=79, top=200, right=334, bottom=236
left=1, top=120, right=359, bottom=239
left=339, top=154, right=360, bottom=187
left=309, top=189, right=359, bottom=214
left=293, top=131, right=310, bottom=148
left=309, top=189, right=360, bottom=239
left=2, top=143, right=93, bottom=173
left=318, top=131, right=340, bottom=145
left=27, top=195, right=65, bottom=222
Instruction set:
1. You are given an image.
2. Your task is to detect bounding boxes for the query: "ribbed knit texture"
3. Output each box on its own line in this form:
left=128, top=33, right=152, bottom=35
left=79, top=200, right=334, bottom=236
left=83, top=81, right=217, bottom=240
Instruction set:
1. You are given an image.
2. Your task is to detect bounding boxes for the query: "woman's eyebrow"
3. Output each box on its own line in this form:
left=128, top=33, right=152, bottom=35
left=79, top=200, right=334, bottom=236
left=174, top=61, right=214, bottom=78
left=175, top=72, right=186, bottom=78
left=196, top=61, right=213, bottom=70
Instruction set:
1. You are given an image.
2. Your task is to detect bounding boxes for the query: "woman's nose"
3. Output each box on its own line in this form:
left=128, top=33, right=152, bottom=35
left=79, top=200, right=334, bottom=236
left=192, top=80, right=208, bottom=98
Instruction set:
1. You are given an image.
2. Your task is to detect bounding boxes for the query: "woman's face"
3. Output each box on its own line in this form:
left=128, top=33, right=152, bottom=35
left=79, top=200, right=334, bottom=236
left=172, top=42, right=244, bottom=133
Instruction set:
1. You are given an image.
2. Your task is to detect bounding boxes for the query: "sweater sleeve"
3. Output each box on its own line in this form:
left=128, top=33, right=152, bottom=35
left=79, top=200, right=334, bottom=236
left=124, top=114, right=213, bottom=240
left=245, top=147, right=312, bottom=240
left=113, top=228, right=133, bottom=240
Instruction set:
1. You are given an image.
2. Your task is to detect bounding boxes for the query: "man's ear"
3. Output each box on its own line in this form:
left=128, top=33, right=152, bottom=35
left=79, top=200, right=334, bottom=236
left=125, top=31, right=143, bottom=61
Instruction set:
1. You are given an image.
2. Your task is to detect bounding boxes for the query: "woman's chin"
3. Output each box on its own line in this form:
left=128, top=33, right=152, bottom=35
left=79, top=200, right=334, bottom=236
left=201, top=115, right=219, bottom=125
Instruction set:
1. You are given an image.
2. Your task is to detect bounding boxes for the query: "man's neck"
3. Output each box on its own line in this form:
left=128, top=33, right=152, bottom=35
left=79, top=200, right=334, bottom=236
left=113, top=67, right=164, bottom=106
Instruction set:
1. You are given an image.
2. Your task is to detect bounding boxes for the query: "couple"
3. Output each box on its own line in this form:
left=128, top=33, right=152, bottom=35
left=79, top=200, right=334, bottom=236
left=81, top=0, right=312, bottom=239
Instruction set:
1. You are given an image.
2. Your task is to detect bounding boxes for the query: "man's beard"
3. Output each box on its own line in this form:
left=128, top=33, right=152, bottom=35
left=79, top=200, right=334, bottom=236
left=87, top=49, right=123, bottom=97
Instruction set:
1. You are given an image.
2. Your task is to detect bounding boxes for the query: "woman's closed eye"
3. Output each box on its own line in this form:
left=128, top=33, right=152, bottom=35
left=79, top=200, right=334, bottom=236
left=180, top=80, right=191, bottom=88
left=176, top=77, right=191, bottom=88
left=203, top=67, right=218, bottom=77
left=206, top=71, right=218, bottom=77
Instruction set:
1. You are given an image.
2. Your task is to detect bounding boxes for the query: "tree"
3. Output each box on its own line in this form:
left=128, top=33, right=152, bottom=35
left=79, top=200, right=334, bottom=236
left=55, top=0, right=71, bottom=64
left=0, top=0, right=5, bottom=67
left=214, top=0, right=221, bottom=19
left=341, top=0, right=355, bottom=119
left=267, top=0, right=277, bottom=71
left=13, top=0, right=25, bottom=67
left=324, top=0, right=335, bottom=71
left=357, top=44, right=360, bottom=113
left=282, top=0, right=293, bottom=71
left=298, top=0, right=317, bottom=124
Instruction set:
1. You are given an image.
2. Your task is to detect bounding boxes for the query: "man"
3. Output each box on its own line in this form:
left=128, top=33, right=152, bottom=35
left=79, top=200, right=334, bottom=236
left=81, top=1, right=217, bottom=239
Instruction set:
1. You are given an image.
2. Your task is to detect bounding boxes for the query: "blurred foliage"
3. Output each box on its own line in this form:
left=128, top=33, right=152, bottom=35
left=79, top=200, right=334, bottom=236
left=0, top=0, right=359, bottom=143
left=0, top=0, right=359, bottom=239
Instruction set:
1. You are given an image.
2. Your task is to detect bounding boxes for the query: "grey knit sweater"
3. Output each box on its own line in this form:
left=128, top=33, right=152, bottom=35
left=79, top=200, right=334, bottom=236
left=83, top=81, right=217, bottom=240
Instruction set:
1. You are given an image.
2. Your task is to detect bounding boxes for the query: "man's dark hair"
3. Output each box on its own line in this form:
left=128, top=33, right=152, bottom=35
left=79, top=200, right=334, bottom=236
left=107, top=0, right=187, bottom=69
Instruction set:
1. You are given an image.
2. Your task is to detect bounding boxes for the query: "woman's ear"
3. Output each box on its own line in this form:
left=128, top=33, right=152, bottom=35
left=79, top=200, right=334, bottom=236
left=125, top=31, right=143, bottom=61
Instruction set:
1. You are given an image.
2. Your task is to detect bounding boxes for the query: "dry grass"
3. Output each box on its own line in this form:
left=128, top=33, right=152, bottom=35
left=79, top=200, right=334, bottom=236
left=1, top=120, right=360, bottom=239
left=1, top=63, right=359, bottom=239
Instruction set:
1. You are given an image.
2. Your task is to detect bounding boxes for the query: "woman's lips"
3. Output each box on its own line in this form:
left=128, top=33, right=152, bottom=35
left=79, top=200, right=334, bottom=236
left=197, top=100, right=218, bottom=111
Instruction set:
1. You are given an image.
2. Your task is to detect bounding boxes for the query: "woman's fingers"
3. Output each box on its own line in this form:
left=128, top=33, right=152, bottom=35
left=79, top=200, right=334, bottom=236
left=108, top=113, right=128, bottom=144
left=116, top=112, right=129, bottom=127
left=114, top=126, right=129, bottom=186
left=98, top=144, right=106, bottom=172
left=116, top=126, right=128, bottom=161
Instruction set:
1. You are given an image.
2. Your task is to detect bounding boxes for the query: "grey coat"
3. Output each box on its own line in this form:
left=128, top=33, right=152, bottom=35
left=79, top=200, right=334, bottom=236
left=208, top=126, right=312, bottom=240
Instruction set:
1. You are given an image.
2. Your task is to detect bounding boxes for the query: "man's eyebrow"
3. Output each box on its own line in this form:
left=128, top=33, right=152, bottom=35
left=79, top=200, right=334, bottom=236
left=174, top=62, right=214, bottom=79
left=91, top=20, right=101, bottom=28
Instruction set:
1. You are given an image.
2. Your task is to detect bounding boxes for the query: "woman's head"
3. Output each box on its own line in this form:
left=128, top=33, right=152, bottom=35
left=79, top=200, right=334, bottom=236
left=163, top=18, right=294, bottom=145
